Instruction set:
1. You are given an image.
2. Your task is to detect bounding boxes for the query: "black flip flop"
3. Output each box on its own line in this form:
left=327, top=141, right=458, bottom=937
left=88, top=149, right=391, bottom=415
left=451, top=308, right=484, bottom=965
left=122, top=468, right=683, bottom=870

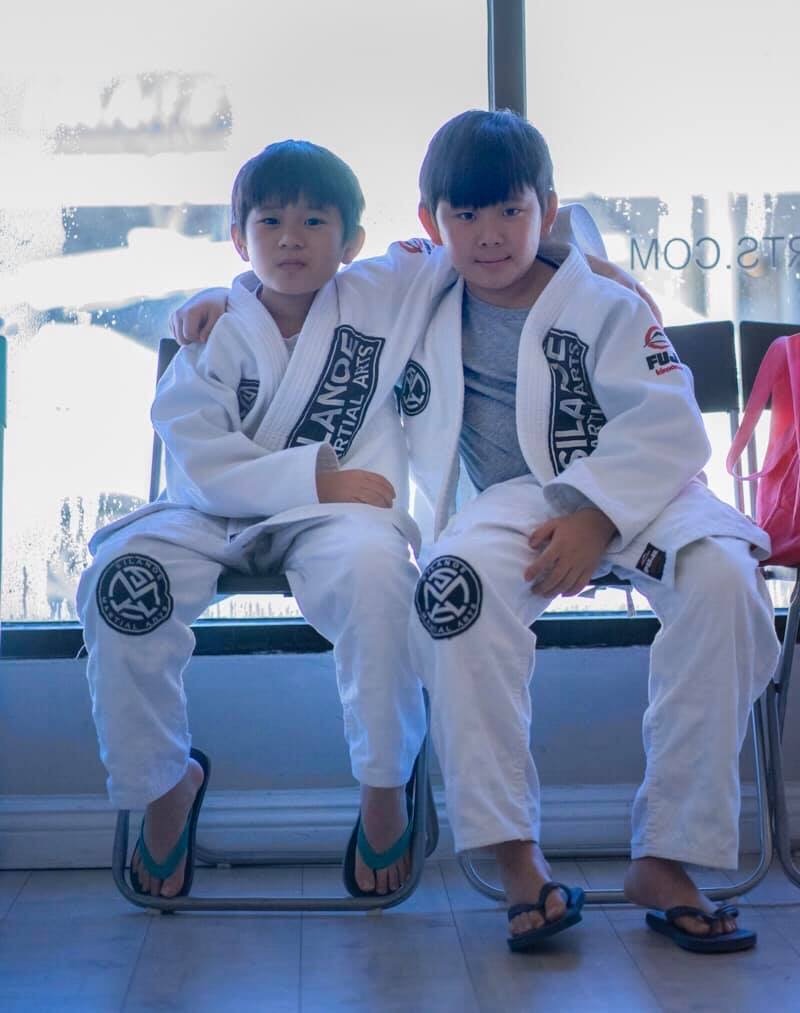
left=507, top=881, right=585, bottom=952
left=130, top=747, right=210, bottom=899
left=645, top=903, right=757, bottom=953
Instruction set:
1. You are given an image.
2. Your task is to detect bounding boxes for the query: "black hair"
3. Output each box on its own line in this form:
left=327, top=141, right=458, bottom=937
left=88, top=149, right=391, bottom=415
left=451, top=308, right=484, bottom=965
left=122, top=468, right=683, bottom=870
left=231, top=139, right=365, bottom=243
left=418, top=109, right=554, bottom=215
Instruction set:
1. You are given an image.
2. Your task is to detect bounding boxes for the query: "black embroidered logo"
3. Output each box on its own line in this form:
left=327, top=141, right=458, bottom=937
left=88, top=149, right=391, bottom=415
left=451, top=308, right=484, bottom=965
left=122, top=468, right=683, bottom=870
left=237, top=379, right=259, bottom=420
left=415, top=555, right=483, bottom=639
left=96, top=554, right=173, bottom=635
left=543, top=328, right=607, bottom=474
left=636, top=543, right=666, bottom=580
left=287, top=326, right=384, bottom=458
left=400, top=360, right=430, bottom=416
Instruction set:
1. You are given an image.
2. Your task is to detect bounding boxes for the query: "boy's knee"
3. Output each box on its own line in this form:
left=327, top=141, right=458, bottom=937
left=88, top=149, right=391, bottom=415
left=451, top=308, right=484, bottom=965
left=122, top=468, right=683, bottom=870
left=679, top=538, right=757, bottom=600
left=79, top=539, right=176, bottom=640
left=413, top=549, right=485, bottom=642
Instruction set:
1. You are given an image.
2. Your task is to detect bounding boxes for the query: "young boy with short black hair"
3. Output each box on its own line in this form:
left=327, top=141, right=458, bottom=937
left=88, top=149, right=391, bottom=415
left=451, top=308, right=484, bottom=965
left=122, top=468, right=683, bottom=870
left=77, top=139, right=455, bottom=901
left=404, top=109, right=777, bottom=952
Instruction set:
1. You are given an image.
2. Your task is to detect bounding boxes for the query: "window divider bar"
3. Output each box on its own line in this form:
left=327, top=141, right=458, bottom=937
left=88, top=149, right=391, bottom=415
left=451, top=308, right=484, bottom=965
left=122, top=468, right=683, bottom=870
left=487, top=0, right=526, bottom=115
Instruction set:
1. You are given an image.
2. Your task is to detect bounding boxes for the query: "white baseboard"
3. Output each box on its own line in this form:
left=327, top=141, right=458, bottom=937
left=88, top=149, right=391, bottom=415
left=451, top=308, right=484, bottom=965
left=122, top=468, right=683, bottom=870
left=1, top=783, right=797, bottom=870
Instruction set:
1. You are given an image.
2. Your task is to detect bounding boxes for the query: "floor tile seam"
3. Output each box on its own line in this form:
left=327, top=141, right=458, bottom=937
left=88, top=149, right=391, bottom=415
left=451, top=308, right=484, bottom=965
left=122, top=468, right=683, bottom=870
left=758, top=910, right=800, bottom=959
left=604, top=908, right=671, bottom=1012
left=119, top=905, right=156, bottom=1013
left=440, top=863, right=484, bottom=1012
left=2, top=871, right=32, bottom=920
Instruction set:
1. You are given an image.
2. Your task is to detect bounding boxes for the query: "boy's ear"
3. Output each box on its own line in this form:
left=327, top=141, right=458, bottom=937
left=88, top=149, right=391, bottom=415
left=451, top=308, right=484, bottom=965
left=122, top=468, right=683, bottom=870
left=341, top=225, right=366, bottom=265
left=418, top=203, right=443, bottom=246
left=540, top=191, right=559, bottom=239
left=231, top=222, right=250, bottom=262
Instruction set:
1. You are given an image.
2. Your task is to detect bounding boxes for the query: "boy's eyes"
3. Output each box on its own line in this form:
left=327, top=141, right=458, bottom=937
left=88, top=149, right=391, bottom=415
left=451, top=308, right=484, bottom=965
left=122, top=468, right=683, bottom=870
left=452, top=207, right=524, bottom=221
left=256, top=215, right=328, bottom=227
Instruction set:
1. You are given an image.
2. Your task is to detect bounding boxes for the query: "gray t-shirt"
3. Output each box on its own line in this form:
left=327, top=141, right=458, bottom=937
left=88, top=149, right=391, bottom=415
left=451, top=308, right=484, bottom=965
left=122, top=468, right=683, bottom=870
left=459, top=289, right=531, bottom=492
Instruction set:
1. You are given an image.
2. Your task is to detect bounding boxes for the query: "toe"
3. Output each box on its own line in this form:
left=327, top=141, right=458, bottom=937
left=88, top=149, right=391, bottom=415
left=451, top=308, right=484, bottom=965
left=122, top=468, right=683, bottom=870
left=354, top=854, right=376, bottom=893
left=509, top=909, right=545, bottom=936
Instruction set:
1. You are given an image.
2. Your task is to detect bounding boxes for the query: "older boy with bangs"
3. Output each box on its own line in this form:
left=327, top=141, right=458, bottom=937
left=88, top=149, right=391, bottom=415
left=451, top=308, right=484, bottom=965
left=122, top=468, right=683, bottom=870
left=402, top=109, right=778, bottom=952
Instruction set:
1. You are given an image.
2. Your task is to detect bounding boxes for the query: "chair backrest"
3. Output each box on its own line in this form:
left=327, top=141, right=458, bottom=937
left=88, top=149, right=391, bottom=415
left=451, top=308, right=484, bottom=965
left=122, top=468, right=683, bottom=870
left=149, top=338, right=181, bottom=502
left=665, top=321, right=738, bottom=414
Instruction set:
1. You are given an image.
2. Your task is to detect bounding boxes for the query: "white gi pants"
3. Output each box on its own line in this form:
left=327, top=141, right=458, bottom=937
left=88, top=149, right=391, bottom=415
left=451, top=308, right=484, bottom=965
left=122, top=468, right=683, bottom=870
left=408, top=476, right=779, bottom=868
left=76, top=506, right=426, bottom=808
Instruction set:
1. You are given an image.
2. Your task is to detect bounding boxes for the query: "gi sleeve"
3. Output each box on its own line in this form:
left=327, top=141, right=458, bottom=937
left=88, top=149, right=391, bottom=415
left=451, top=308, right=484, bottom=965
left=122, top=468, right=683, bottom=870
left=152, top=326, right=337, bottom=518
left=542, top=295, right=711, bottom=552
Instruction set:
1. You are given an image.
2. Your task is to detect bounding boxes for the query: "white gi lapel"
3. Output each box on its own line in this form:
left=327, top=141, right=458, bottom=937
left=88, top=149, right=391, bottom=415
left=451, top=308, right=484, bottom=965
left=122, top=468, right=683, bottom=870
left=249, top=279, right=342, bottom=451
left=227, top=275, right=288, bottom=408
left=516, top=245, right=595, bottom=484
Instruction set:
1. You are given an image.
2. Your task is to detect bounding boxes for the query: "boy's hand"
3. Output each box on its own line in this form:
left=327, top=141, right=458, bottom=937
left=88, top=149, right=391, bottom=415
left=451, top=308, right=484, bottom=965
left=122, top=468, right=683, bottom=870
left=317, top=469, right=396, bottom=508
left=585, top=254, right=663, bottom=326
left=525, top=508, right=617, bottom=597
left=169, top=288, right=229, bottom=345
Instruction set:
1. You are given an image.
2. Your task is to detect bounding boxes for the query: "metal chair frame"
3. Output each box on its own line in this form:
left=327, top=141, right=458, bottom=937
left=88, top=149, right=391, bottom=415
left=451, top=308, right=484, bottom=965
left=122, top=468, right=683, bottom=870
left=111, top=337, right=439, bottom=913
left=738, top=321, right=800, bottom=888
left=460, top=320, right=779, bottom=904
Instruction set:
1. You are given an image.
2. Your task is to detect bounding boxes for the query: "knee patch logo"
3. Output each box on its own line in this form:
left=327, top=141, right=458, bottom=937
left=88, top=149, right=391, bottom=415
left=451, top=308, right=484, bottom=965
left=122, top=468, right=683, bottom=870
left=400, top=360, right=430, bottom=416
left=96, top=554, right=173, bottom=635
left=415, top=555, right=482, bottom=639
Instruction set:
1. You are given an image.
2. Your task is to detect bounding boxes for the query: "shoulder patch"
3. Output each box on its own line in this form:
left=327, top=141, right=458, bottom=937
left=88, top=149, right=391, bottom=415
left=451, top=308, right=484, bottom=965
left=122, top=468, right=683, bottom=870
left=644, top=325, right=682, bottom=376
left=400, top=360, right=430, bottom=416
left=398, top=238, right=434, bottom=255
left=543, top=327, right=607, bottom=474
left=287, top=325, right=385, bottom=458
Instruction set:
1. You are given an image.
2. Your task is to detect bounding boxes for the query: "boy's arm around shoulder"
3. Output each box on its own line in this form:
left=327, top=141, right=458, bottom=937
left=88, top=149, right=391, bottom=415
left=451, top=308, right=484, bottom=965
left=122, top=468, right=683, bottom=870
left=152, top=315, right=337, bottom=517
left=541, top=287, right=711, bottom=553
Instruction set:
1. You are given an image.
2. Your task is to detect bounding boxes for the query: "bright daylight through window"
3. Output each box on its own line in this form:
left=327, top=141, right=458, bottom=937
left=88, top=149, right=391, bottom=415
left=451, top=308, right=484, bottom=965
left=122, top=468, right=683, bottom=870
left=0, top=0, right=485, bottom=623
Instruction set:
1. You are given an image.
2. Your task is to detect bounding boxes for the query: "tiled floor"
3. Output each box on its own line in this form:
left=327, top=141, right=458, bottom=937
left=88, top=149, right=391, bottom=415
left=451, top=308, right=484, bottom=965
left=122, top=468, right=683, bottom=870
left=1, top=858, right=799, bottom=1012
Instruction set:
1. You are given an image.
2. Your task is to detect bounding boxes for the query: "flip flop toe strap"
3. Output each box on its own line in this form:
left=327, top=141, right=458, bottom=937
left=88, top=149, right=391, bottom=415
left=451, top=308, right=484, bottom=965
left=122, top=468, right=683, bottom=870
left=507, top=882, right=572, bottom=922
left=136, top=819, right=191, bottom=880
left=664, top=903, right=740, bottom=928
left=356, top=797, right=414, bottom=872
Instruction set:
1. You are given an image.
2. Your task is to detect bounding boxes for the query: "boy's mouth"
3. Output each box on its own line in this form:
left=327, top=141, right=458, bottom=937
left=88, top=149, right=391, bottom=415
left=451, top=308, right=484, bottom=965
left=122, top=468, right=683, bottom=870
left=475, top=256, right=511, bottom=265
left=278, top=259, right=307, bottom=268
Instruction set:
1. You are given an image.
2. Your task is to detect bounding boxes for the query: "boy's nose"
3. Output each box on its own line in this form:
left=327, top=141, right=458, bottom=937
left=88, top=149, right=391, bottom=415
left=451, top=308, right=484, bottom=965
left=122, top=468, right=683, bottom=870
left=278, top=230, right=303, bottom=248
left=477, top=229, right=503, bottom=246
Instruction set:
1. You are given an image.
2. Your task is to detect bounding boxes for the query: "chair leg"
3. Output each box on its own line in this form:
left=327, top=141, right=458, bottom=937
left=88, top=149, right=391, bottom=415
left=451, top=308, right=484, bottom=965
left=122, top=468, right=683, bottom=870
left=458, top=701, right=774, bottom=905
left=767, top=575, right=800, bottom=886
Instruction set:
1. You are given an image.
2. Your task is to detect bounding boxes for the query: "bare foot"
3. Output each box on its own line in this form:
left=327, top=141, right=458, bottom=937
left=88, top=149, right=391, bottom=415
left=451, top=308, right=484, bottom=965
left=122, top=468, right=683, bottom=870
left=624, top=857, right=738, bottom=936
left=495, top=840, right=568, bottom=937
left=354, top=784, right=410, bottom=895
left=131, top=757, right=205, bottom=898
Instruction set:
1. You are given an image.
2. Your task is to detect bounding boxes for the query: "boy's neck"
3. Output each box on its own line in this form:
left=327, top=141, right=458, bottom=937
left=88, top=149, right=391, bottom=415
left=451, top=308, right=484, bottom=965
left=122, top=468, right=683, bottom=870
left=257, top=285, right=318, bottom=339
left=465, top=256, right=555, bottom=310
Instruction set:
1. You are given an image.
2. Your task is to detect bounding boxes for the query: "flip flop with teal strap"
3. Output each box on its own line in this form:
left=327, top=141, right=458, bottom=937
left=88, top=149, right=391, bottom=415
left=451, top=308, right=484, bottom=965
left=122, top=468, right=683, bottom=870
left=130, top=747, right=210, bottom=899
left=342, top=777, right=415, bottom=897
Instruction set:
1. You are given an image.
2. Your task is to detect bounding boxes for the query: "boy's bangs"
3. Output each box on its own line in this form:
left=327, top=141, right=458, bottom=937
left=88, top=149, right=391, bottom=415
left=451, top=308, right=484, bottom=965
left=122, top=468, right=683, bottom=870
left=248, top=158, right=341, bottom=214
left=441, top=148, right=532, bottom=210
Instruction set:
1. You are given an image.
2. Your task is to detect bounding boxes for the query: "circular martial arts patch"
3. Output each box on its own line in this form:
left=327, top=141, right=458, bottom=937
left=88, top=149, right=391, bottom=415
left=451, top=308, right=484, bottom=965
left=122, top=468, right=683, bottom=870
left=415, top=555, right=483, bottom=639
left=400, top=360, right=430, bottom=416
left=96, top=554, right=174, bottom=636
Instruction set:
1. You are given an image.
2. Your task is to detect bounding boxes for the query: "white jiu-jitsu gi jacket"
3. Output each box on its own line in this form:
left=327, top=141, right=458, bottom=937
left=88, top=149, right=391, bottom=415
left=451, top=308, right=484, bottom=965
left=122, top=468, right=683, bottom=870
left=89, top=240, right=455, bottom=560
left=399, top=242, right=770, bottom=587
